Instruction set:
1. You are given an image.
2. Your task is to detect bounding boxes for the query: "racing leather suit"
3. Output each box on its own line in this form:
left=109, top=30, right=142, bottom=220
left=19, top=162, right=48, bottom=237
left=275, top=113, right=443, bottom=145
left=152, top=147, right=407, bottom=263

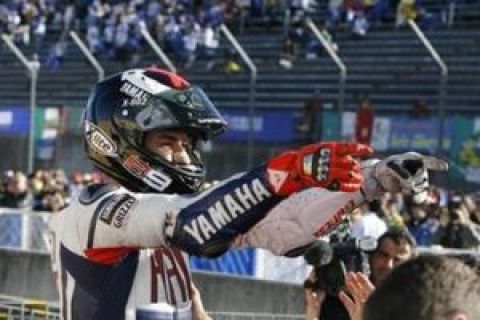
left=49, top=163, right=381, bottom=320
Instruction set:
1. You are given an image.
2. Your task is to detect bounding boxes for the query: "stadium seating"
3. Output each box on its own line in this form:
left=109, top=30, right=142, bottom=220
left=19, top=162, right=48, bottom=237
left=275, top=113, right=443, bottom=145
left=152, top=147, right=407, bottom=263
left=0, top=3, right=479, bottom=115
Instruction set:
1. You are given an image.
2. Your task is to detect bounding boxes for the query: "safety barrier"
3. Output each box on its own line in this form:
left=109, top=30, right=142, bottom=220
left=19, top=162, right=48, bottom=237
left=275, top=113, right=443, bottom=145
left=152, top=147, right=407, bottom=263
left=0, top=208, right=306, bottom=281
left=0, top=209, right=51, bottom=253
left=0, top=295, right=60, bottom=320
left=0, top=295, right=305, bottom=320
left=1, top=208, right=479, bottom=277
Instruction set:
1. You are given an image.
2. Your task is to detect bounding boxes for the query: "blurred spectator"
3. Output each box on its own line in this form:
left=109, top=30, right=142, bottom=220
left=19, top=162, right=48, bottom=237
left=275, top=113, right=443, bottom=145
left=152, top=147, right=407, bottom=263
left=69, top=170, right=84, bottom=196
left=305, top=23, right=338, bottom=60
left=205, top=2, right=225, bottom=27
left=0, top=171, right=33, bottom=209
left=164, top=16, right=187, bottom=62
left=41, top=191, right=66, bottom=212
left=32, top=15, right=46, bottom=53
left=364, top=255, right=480, bottom=320
left=199, top=23, right=220, bottom=71
left=434, top=208, right=480, bottom=249
left=396, top=0, right=418, bottom=27
left=62, top=0, right=75, bottom=35
left=45, top=39, right=67, bottom=71
left=289, top=13, right=305, bottom=46
left=350, top=200, right=388, bottom=241
left=114, top=13, right=131, bottom=63
left=404, top=202, right=439, bottom=246
left=351, top=10, right=369, bottom=38
left=366, top=0, right=390, bottom=27
left=0, top=168, right=105, bottom=212
left=278, top=36, right=297, bottom=69
left=327, top=0, right=344, bottom=28
left=380, top=192, right=405, bottom=229
left=86, top=24, right=103, bottom=56
left=409, top=99, right=430, bottom=118
left=296, top=89, right=323, bottom=143
left=355, top=95, right=374, bottom=146
left=223, top=47, right=242, bottom=74
left=183, top=19, right=202, bottom=68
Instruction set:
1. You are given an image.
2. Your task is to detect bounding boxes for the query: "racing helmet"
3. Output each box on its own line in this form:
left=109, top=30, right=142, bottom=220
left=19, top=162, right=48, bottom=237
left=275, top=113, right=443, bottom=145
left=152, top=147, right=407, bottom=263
left=84, top=67, right=227, bottom=193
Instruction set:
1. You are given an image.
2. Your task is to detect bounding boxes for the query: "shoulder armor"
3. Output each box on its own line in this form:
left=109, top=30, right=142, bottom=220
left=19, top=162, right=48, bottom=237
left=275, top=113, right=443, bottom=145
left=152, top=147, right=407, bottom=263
left=79, top=184, right=119, bottom=205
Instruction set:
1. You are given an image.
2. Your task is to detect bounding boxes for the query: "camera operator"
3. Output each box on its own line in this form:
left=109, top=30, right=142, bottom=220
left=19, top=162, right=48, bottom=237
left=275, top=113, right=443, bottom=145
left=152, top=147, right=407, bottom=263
left=304, top=228, right=416, bottom=320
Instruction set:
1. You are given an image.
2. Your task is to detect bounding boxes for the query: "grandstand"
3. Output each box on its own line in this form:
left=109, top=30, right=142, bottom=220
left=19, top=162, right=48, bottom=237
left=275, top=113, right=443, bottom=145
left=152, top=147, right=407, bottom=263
left=0, top=2, right=480, bottom=113
left=1, top=0, right=480, bottom=319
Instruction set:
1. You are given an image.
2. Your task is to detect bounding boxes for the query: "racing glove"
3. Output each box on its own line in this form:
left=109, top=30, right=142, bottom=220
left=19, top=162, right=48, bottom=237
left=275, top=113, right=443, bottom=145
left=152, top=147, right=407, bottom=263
left=266, top=142, right=373, bottom=196
left=367, top=151, right=448, bottom=203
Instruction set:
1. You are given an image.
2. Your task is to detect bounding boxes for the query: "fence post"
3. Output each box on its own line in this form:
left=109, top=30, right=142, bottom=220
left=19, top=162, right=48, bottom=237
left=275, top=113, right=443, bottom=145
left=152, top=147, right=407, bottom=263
left=219, top=24, right=257, bottom=169
left=408, top=20, right=448, bottom=155
left=305, top=18, right=347, bottom=135
left=69, top=31, right=104, bottom=81
left=1, top=34, right=38, bottom=174
left=138, top=21, right=176, bottom=73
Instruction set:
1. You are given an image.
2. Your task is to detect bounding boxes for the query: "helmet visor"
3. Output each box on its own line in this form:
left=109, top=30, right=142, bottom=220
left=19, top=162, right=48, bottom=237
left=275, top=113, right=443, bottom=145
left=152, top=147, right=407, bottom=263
left=135, top=86, right=227, bottom=139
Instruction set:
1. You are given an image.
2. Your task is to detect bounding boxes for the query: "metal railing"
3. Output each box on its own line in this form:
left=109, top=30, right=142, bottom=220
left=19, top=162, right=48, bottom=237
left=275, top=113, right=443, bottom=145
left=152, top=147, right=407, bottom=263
left=69, top=31, right=104, bottom=82
left=138, top=21, right=177, bottom=73
left=305, top=18, right=347, bottom=130
left=407, top=19, right=448, bottom=155
left=1, top=34, right=40, bottom=174
left=219, top=24, right=257, bottom=169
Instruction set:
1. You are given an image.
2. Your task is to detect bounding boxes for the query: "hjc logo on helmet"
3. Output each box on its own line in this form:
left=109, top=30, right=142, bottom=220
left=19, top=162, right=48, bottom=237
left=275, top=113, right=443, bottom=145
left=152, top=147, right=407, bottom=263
left=85, top=121, right=118, bottom=157
left=84, top=68, right=227, bottom=193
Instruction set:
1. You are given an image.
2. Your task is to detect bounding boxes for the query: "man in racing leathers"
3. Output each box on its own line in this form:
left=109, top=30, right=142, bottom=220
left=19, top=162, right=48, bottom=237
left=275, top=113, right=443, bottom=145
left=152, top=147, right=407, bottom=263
left=49, top=67, right=447, bottom=320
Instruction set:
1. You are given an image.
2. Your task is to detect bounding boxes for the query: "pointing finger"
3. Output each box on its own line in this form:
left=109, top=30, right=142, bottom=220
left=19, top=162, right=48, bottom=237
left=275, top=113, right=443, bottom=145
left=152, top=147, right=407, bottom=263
left=423, top=156, right=448, bottom=171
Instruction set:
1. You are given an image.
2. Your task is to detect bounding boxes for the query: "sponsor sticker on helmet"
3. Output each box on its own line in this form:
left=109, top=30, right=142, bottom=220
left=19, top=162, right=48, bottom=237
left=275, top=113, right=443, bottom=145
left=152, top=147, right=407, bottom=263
left=123, top=154, right=151, bottom=178
left=85, top=121, right=118, bottom=157
left=120, top=82, right=151, bottom=105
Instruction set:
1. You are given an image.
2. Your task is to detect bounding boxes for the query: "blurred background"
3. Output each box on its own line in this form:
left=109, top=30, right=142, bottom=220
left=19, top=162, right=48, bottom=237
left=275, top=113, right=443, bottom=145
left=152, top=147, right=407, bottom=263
left=0, top=0, right=479, bottom=318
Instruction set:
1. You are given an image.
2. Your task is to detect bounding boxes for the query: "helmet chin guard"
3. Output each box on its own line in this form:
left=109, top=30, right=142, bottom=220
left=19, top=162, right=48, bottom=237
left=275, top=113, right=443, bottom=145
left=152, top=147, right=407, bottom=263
left=84, top=68, right=227, bottom=193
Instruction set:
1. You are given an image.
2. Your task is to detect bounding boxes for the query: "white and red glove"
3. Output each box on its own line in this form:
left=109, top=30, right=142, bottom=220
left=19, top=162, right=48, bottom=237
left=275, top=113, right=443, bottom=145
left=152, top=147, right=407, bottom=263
left=372, top=151, right=448, bottom=203
left=266, top=142, right=373, bottom=196
left=238, top=151, right=448, bottom=255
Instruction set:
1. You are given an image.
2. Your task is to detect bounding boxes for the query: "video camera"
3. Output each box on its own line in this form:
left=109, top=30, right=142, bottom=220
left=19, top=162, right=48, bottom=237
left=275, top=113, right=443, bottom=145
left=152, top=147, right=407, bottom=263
left=303, top=236, right=377, bottom=296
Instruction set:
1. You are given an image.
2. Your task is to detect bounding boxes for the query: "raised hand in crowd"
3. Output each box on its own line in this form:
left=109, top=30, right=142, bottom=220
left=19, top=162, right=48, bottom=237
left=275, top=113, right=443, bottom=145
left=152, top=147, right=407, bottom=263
left=304, top=270, right=326, bottom=320
left=338, top=272, right=375, bottom=320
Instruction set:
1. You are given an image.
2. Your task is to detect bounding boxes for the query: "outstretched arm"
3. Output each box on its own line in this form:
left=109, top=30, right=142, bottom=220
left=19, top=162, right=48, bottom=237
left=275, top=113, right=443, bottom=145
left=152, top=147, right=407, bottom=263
left=67, top=142, right=369, bottom=258
left=237, top=152, right=448, bottom=255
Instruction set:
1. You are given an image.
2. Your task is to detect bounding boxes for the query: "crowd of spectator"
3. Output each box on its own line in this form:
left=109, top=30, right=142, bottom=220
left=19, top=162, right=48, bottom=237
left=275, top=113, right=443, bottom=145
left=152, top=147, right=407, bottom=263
left=0, top=0, right=247, bottom=70
left=304, top=187, right=480, bottom=320
left=1, top=0, right=468, bottom=72
left=0, top=168, right=105, bottom=212
left=1, top=0, right=478, bottom=77
left=349, top=186, right=480, bottom=250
